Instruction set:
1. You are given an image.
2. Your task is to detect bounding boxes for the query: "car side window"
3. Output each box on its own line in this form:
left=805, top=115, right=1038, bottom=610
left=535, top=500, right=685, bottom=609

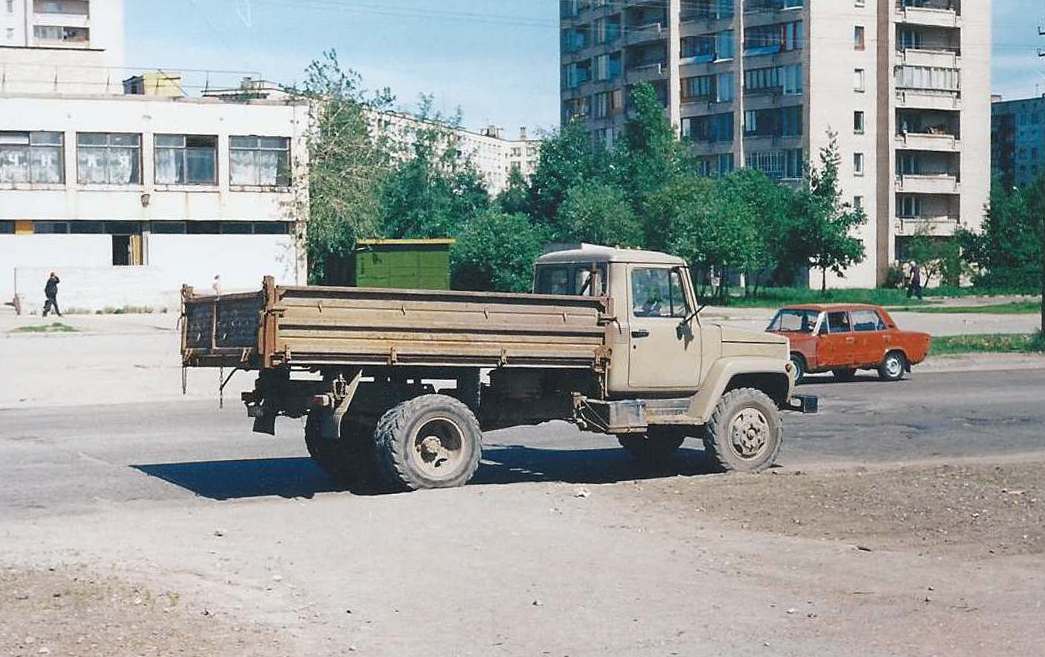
left=632, top=267, right=689, bottom=319
left=852, top=309, right=886, bottom=332
left=826, top=311, right=852, bottom=333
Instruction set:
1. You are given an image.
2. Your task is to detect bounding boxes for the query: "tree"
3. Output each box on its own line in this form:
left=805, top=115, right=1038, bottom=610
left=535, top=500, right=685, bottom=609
left=784, top=133, right=867, bottom=292
left=961, top=179, right=1041, bottom=290
left=905, top=228, right=964, bottom=289
left=497, top=167, right=531, bottom=215
left=527, top=120, right=606, bottom=224
left=717, top=169, right=795, bottom=295
left=451, top=210, right=549, bottom=292
left=378, top=97, right=490, bottom=239
left=290, top=51, right=396, bottom=283
left=613, top=82, right=685, bottom=250
left=555, top=180, right=643, bottom=247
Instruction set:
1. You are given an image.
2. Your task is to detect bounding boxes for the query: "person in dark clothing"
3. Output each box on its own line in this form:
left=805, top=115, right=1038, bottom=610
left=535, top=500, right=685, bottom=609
left=43, top=272, right=62, bottom=317
left=906, top=262, right=923, bottom=300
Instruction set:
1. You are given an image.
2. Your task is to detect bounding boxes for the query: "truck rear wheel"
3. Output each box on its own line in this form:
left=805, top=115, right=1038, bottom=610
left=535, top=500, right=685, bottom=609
left=703, top=388, right=782, bottom=473
left=374, top=394, right=482, bottom=491
left=618, top=429, right=686, bottom=463
left=304, top=412, right=374, bottom=485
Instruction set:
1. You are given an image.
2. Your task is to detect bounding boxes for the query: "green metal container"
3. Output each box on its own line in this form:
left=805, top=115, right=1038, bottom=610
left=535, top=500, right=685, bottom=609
left=353, top=239, right=455, bottom=290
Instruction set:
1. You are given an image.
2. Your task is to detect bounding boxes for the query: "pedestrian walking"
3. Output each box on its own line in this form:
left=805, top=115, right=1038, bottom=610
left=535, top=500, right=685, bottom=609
left=43, top=272, right=62, bottom=317
left=907, top=261, right=923, bottom=300
left=212, top=274, right=224, bottom=296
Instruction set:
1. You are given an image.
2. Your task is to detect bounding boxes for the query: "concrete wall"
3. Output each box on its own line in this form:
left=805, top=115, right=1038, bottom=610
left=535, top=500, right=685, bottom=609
left=6, top=233, right=297, bottom=311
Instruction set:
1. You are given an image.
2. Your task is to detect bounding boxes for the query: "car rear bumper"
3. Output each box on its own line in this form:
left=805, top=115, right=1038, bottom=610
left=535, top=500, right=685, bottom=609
left=785, top=394, right=819, bottom=414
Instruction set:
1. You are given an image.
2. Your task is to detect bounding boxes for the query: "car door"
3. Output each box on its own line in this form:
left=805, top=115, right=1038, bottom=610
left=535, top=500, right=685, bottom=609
left=626, top=265, right=701, bottom=390
left=850, top=309, right=887, bottom=366
left=817, top=311, right=856, bottom=369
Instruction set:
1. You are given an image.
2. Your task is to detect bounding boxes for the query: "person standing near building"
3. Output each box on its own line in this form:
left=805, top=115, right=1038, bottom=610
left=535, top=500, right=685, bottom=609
left=907, top=262, right=924, bottom=301
left=43, top=272, right=62, bottom=317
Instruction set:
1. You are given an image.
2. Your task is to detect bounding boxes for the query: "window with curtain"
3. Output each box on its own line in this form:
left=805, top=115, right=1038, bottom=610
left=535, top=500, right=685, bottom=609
left=0, top=131, right=64, bottom=183
left=155, top=134, right=217, bottom=185
left=77, top=133, right=141, bottom=184
left=230, top=136, right=291, bottom=186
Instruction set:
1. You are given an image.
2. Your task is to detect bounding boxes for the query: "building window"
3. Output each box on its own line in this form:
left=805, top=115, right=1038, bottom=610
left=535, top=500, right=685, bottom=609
left=33, top=221, right=69, bottom=234
left=854, top=26, right=865, bottom=50
left=155, top=135, right=217, bottom=185
left=854, top=195, right=864, bottom=210
left=854, top=111, right=865, bottom=134
left=77, top=133, right=142, bottom=185
left=229, top=136, right=291, bottom=186
left=0, top=131, right=64, bottom=183
left=853, top=69, right=865, bottom=92
left=5, top=0, right=13, bottom=14
left=33, top=25, right=88, bottom=43
left=854, top=152, right=865, bottom=176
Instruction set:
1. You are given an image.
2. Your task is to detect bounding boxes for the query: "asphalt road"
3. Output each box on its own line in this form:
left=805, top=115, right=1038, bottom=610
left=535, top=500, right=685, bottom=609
left=2, top=368, right=1045, bottom=518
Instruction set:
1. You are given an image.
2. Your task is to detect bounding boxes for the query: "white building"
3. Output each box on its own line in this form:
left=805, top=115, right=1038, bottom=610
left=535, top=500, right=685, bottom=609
left=377, top=111, right=541, bottom=195
left=560, top=0, right=991, bottom=288
left=0, top=89, right=308, bottom=311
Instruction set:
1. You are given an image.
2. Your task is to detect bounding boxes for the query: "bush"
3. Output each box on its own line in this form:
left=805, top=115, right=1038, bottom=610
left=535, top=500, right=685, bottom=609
left=451, top=210, right=548, bottom=293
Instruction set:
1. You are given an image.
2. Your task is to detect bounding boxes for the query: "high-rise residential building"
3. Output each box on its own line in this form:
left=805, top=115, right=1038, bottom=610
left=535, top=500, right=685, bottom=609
left=560, top=0, right=991, bottom=287
left=1, top=0, right=125, bottom=94
left=991, top=94, right=1045, bottom=189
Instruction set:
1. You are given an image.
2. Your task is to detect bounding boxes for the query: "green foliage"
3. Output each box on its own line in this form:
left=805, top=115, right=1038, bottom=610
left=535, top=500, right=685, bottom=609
left=290, top=51, right=395, bottom=282
left=931, top=333, right=1045, bottom=356
left=783, top=133, right=868, bottom=291
left=902, top=302, right=1041, bottom=315
left=378, top=97, right=490, bottom=239
left=450, top=210, right=549, bottom=292
left=709, top=286, right=925, bottom=309
left=11, top=322, right=77, bottom=334
left=961, top=177, right=1044, bottom=290
left=555, top=180, right=643, bottom=247
left=904, top=230, right=964, bottom=288
left=497, top=167, right=531, bottom=215
left=527, top=120, right=606, bottom=224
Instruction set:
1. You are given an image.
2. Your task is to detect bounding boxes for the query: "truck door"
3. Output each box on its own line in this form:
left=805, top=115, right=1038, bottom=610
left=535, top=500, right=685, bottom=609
left=626, top=266, right=701, bottom=390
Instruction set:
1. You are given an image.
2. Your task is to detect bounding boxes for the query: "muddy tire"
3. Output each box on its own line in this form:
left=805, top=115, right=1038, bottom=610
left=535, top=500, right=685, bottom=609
left=790, top=353, right=806, bottom=384
left=832, top=368, right=857, bottom=381
left=304, top=412, right=375, bottom=485
left=703, top=388, right=782, bottom=473
left=878, top=351, right=907, bottom=382
left=374, top=394, right=482, bottom=491
left=618, top=429, right=686, bottom=463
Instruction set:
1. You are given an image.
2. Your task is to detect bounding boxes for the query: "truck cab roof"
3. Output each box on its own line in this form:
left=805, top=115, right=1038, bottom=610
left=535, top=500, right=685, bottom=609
left=536, top=245, right=687, bottom=267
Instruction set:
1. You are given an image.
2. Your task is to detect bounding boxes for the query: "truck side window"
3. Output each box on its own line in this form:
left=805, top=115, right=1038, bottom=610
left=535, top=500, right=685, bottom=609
left=535, top=267, right=571, bottom=295
left=632, top=268, right=689, bottom=319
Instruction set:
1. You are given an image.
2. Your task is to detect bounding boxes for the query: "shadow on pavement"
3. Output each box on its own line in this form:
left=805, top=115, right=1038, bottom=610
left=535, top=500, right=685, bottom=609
left=133, top=457, right=340, bottom=500
left=132, top=441, right=720, bottom=500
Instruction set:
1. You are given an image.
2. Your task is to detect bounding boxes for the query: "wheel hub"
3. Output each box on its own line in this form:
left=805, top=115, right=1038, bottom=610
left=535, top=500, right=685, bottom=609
left=728, top=408, right=770, bottom=459
left=412, top=418, right=465, bottom=478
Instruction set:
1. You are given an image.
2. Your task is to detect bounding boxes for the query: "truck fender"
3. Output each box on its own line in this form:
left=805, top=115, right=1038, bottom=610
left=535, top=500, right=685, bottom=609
left=686, top=357, right=793, bottom=424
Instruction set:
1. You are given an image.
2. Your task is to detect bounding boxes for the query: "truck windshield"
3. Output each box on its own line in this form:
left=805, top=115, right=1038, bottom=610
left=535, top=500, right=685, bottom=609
left=768, top=309, right=819, bottom=333
left=534, top=264, right=607, bottom=296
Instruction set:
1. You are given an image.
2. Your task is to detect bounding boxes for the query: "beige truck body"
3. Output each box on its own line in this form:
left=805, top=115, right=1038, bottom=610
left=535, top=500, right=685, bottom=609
left=181, top=246, right=815, bottom=490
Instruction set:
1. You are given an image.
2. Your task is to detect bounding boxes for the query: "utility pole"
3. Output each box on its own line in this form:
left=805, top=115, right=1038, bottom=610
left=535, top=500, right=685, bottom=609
left=1039, top=28, right=1044, bottom=338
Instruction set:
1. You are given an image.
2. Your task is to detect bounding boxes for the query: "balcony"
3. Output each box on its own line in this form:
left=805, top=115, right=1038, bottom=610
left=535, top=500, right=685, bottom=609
left=626, top=61, right=667, bottom=83
left=897, top=47, right=959, bottom=68
left=896, top=89, right=960, bottom=111
left=895, top=173, right=959, bottom=194
left=895, top=131, right=959, bottom=151
left=624, top=22, right=667, bottom=47
left=895, top=0, right=960, bottom=28
left=895, top=214, right=961, bottom=236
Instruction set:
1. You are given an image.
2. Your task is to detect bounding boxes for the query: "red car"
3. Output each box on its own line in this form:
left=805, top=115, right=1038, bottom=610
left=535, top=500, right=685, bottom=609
left=767, top=304, right=932, bottom=382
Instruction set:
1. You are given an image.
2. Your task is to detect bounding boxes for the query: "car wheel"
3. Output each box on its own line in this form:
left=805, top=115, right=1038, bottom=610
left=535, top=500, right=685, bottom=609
left=790, top=354, right=806, bottom=384
left=832, top=368, right=857, bottom=381
left=878, top=351, right=907, bottom=382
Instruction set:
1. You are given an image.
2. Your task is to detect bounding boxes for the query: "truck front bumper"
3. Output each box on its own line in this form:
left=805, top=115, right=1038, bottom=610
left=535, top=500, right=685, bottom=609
left=786, top=395, right=819, bottom=414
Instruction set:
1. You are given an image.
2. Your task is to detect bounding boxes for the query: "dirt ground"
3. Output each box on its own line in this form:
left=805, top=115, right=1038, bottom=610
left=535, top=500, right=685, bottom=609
left=3, top=458, right=1045, bottom=656
left=0, top=567, right=288, bottom=657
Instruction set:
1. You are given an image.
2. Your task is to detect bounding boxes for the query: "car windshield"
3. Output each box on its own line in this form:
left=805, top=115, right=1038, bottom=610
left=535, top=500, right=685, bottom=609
left=768, top=309, right=819, bottom=333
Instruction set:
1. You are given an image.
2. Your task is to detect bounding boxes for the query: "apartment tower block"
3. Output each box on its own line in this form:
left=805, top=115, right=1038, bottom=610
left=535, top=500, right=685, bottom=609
left=560, top=0, right=990, bottom=287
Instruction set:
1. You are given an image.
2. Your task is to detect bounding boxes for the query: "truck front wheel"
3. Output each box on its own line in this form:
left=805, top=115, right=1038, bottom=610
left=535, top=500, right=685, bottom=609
left=703, top=388, right=782, bottom=473
left=374, top=394, right=482, bottom=491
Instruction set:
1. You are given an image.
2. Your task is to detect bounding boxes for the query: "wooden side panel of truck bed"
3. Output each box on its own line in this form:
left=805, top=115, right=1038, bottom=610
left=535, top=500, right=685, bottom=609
left=182, top=277, right=613, bottom=371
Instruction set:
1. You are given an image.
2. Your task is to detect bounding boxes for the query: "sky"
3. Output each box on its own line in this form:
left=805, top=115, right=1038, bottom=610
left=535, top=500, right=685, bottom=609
left=125, top=0, right=1045, bottom=134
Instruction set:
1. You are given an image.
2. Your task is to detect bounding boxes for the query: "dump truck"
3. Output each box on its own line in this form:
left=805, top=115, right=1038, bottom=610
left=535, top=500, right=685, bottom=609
left=181, top=245, right=817, bottom=491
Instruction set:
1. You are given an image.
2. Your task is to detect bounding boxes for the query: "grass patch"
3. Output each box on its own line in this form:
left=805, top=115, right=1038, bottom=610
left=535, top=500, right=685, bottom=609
left=708, top=287, right=929, bottom=309
left=932, top=333, right=1045, bottom=356
left=896, top=301, right=1042, bottom=315
left=10, top=322, right=78, bottom=334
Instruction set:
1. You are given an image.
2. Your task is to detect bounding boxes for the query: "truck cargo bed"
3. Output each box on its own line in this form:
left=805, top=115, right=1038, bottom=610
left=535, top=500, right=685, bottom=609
left=181, top=277, right=613, bottom=371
